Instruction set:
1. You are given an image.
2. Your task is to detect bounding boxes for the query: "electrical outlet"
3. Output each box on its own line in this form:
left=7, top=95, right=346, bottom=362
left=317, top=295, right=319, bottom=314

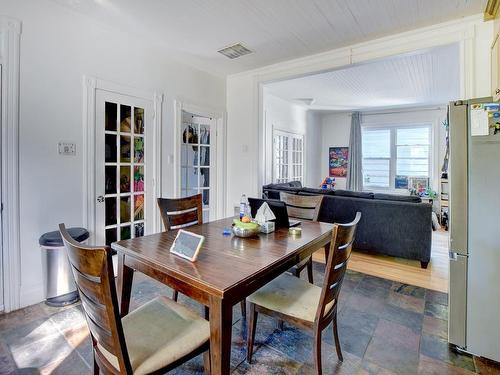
left=58, top=142, right=76, bottom=156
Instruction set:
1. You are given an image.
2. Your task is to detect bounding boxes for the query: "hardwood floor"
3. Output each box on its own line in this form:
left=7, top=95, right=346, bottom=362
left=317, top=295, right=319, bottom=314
left=313, top=229, right=449, bottom=293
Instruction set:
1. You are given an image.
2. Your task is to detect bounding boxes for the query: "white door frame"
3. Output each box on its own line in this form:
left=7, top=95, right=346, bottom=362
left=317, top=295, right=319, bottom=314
left=83, top=77, right=163, bottom=243
left=0, top=16, right=21, bottom=313
left=174, top=101, right=226, bottom=220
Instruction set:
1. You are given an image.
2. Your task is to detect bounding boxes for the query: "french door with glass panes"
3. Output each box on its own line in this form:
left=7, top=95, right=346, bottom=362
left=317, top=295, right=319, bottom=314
left=180, top=112, right=216, bottom=222
left=95, top=91, right=154, bottom=246
left=273, top=130, right=304, bottom=183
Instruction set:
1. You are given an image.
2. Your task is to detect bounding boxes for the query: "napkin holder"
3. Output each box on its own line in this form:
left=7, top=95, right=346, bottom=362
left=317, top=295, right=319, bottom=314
left=255, top=202, right=276, bottom=234
left=260, top=221, right=275, bottom=234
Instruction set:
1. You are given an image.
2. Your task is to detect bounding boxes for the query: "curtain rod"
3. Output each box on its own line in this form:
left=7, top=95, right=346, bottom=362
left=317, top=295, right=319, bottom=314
left=348, top=106, right=446, bottom=117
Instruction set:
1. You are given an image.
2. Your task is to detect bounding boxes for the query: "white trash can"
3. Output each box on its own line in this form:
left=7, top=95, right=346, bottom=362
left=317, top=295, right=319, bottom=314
left=39, top=227, right=89, bottom=307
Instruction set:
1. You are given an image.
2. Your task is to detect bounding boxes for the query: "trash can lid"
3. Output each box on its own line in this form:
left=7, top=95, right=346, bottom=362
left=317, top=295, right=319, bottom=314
left=39, top=227, right=89, bottom=247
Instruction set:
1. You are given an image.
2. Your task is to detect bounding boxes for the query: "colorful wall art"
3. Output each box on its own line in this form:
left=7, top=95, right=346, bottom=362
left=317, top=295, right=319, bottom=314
left=329, top=147, right=349, bottom=177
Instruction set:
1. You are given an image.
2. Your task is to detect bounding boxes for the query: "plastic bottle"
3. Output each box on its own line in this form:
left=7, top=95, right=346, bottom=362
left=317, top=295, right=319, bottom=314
left=239, top=194, right=248, bottom=220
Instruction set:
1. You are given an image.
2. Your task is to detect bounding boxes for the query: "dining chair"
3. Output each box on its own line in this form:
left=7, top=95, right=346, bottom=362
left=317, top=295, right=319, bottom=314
left=157, top=194, right=203, bottom=302
left=246, top=212, right=362, bottom=375
left=59, top=223, right=211, bottom=375
left=157, top=195, right=247, bottom=319
left=280, top=192, right=324, bottom=284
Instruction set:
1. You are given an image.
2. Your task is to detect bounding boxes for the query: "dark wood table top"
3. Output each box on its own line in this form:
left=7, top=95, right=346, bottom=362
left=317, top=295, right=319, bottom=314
left=112, top=217, right=333, bottom=298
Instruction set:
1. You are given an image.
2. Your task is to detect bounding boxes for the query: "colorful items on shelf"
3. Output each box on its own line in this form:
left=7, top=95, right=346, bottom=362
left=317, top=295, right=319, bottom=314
left=409, top=186, right=437, bottom=199
left=320, top=176, right=336, bottom=190
left=134, top=167, right=144, bottom=192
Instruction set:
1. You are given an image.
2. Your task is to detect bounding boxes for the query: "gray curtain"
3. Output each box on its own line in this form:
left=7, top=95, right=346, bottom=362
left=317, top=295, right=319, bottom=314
left=346, top=112, right=362, bottom=191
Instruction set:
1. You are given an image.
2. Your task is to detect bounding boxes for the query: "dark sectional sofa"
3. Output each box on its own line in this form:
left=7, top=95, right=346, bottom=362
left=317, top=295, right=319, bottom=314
left=263, top=182, right=432, bottom=268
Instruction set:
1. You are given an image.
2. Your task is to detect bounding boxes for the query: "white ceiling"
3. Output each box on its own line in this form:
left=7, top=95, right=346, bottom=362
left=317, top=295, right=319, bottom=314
left=264, top=43, right=461, bottom=111
left=52, top=0, right=486, bottom=76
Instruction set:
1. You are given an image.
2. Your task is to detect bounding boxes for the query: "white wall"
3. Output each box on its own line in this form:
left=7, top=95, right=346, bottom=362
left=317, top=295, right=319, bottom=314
left=319, top=113, right=351, bottom=189
left=226, top=15, right=493, bottom=216
left=263, top=91, right=321, bottom=187
left=2, top=0, right=226, bottom=307
left=305, top=111, right=322, bottom=187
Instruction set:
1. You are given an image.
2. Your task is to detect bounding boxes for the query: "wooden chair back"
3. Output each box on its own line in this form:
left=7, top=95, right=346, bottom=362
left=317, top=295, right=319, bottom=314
left=157, top=194, right=203, bottom=231
left=316, top=212, right=361, bottom=323
left=59, top=224, right=131, bottom=374
left=280, top=192, right=323, bottom=221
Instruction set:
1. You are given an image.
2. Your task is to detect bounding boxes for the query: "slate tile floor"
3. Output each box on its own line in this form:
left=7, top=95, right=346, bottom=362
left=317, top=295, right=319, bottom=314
left=1, top=263, right=499, bottom=375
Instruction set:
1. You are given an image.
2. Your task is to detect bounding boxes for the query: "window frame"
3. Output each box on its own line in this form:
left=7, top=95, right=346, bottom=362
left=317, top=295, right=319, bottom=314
left=272, top=129, right=304, bottom=184
left=361, top=123, right=433, bottom=192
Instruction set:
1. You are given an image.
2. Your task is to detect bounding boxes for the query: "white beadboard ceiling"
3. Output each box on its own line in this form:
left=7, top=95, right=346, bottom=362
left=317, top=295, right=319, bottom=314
left=265, top=43, right=460, bottom=111
left=52, top=0, right=485, bottom=76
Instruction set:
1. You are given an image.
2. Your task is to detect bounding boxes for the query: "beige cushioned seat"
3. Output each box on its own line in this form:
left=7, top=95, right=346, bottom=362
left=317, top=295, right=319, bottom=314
left=247, top=273, right=334, bottom=323
left=98, top=296, right=209, bottom=375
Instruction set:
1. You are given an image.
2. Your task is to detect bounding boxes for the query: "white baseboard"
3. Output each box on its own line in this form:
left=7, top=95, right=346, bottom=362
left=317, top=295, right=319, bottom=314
left=19, top=284, right=44, bottom=309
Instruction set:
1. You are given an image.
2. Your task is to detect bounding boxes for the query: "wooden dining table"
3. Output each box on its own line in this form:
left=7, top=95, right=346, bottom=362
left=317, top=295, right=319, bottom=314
left=112, top=217, right=333, bottom=375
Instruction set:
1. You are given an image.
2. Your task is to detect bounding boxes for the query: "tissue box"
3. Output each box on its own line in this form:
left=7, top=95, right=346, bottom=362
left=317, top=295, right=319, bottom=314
left=260, top=221, right=275, bottom=233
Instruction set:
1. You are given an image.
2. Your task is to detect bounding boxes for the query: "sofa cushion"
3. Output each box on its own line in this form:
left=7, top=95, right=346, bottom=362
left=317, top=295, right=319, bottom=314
left=263, top=187, right=301, bottom=200
left=288, top=181, right=303, bottom=188
left=334, top=190, right=374, bottom=199
left=299, top=187, right=330, bottom=195
left=374, top=193, right=422, bottom=203
left=263, top=181, right=302, bottom=190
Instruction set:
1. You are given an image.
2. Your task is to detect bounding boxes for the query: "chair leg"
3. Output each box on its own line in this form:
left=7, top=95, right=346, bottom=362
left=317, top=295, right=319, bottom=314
left=240, top=300, right=246, bottom=319
left=307, top=258, right=314, bottom=284
left=278, top=319, right=284, bottom=331
left=172, top=289, right=179, bottom=302
left=203, top=348, right=211, bottom=374
left=332, top=313, right=343, bottom=362
left=93, top=355, right=100, bottom=375
left=313, top=328, right=323, bottom=375
left=246, top=302, right=258, bottom=363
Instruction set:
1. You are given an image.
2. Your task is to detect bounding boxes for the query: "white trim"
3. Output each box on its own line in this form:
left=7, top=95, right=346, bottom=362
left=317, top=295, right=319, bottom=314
left=153, top=93, right=163, bottom=233
left=0, top=16, right=21, bottom=313
left=82, top=77, right=162, bottom=243
left=173, top=101, right=227, bottom=220
left=234, top=14, right=488, bottom=198
left=229, top=14, right=483, bottom=81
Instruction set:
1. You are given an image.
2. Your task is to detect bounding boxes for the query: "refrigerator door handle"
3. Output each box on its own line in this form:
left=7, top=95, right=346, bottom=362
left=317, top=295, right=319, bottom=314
left=449, top=251, right=468, bottom=260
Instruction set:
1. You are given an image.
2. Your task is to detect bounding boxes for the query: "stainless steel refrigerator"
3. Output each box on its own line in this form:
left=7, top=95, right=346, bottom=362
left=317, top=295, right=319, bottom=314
left=448, top=98, right=500, bottom=362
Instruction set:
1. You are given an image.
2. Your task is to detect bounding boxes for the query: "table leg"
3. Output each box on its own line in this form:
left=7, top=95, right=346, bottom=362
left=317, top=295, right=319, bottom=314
left=324, top=242, right=331, bottom=264
left=208, top=295, right=233, bottom=375
left=116, top=253, right=134, bottom=317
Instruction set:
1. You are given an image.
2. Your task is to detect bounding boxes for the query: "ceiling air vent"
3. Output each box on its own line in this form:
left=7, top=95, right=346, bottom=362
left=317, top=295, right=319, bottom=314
left=217, top=43, right=253, bottom=59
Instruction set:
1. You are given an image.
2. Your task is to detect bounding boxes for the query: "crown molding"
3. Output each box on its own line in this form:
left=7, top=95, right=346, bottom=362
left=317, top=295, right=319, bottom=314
left=485, top=0, right=500, bottom=21
left=0, top=16, right=22, bottom=34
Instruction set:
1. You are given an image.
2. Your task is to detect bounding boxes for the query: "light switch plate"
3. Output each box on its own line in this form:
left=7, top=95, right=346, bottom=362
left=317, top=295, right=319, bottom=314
left=58, top=142, right=76, bottom=156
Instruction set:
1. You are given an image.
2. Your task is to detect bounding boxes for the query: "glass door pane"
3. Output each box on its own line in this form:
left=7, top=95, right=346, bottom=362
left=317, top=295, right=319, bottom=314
left=180, top=111, right=215, bottom=222
left=104, top=101, right=147, bottom=245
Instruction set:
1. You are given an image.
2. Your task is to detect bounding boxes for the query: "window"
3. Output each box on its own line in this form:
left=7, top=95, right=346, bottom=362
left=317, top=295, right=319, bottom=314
left=362, top=125, right=431, bottom=191
left=273, top=130, right=304, bottom=183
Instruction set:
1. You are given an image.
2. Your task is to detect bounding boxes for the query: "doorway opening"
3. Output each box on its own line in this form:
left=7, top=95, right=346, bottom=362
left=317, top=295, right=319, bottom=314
left=260, top=44, right=460, bottom=292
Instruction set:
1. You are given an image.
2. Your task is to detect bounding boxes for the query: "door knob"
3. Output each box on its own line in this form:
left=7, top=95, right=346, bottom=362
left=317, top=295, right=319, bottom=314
left=97, top=196, right=105, bottom=203
left=496, top=88, right=500, bottom=95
